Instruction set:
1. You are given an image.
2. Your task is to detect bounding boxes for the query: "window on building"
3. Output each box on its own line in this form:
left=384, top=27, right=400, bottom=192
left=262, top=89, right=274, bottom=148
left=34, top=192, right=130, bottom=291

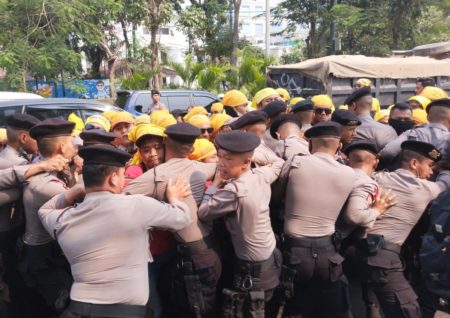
left=241, top=5, right=250, bottom=15
left=241, top=23, right=251, bottom=34
left=254, top=5, right=264, bottom=14
left=159, top=28, right=170, bottom=35
left=255, top=23, right=264, bottom=34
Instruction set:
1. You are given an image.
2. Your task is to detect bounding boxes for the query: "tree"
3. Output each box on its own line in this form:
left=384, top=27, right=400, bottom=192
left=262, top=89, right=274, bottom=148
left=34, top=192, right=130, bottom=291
left=230, top=0, right=242, bottom=66
left=170, top=54, right=205, bottom=88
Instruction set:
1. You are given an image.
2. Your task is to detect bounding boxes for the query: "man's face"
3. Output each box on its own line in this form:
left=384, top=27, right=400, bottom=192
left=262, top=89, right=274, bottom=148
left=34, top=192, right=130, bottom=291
left=414, top=157, right=434, bottom=179
left=260, top=95, right=281, bottom=108
left=217, top=149, right=249, bottom=180
left=198, top=123, right=213, bottom=139
left=243, top=123, right=266, bottom=139
left=60, top=135, right=77, bottom=160
left=235, top=104, right=248, bottom=115
left=313, top=107, right=332, bottom=124
left=415, top=82, right=424, bottom=95
left=23, top=132, right=38, bottom=155
left=152, top=93, right=161, bottom=103
left=390, top=108, right=412, bottom=121
left=408, top=100, right=422, bottom=110
left=341, top=126, right=357, bottom=145
left=112, top=167, right=126, bottom=193
left=139, top=137, right=164, bottom=169
left=112, top=122, right=133, bottom=146
left=96, top=83, right=105, bottom=91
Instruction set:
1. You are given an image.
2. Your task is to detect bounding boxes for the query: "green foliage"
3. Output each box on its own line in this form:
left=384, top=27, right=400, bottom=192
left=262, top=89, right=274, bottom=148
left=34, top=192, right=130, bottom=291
left=65, top=80, right=88, bottom=95
left=280, top=42, right=306, bottom=64
left=197, top=64, right=227, bottom=93
left=170, top=54, right=205, bottom=88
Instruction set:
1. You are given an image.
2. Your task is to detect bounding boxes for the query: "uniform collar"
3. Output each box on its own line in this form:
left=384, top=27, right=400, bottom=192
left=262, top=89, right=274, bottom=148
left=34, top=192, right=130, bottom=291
left=357, top=114, right=373, bottom=122
left=85, top=191, right=114, bottom=199
left=395, top=168, right=417, bottom=177
left=313, top=152, right=336, bottom=160
left=427, top=122, right=448, bottom=131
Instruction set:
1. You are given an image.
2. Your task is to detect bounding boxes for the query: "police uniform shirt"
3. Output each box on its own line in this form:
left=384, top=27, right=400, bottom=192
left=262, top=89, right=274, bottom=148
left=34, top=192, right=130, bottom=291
left=380, top=123, right=449, bottom=161
left=0, top=145, right=28, bottom=166
left=274, top=135, right=310, bottom=160
left=39, top=191, right=191, bottom=306
left=198, top=157, right=284, bottom=262
left=0, top=164, right=28, bottom=191
left=368, top=169, right=450, bottom=245
left=354, top=114, right=398, bottom=150
left=262, top=129, right=281, bottom=150
left=253, top=142, right=279, bottom=167
left=22, top=172, right=69, bottom=245
left=124, top=158, right=217, bottom=243
left=278, top=152, right=356, bottom=238
left=337, top=169, right=380, bottom=238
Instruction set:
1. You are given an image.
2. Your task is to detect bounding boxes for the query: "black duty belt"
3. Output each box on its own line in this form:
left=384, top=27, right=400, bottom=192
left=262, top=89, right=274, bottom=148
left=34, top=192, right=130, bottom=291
left=181, top=234, right=215, bottom=253
left=284, top=235, right=333, bottom=248
left=235, top=251, right=276, bottom=278
left=68, top=300, right=146, bottom=318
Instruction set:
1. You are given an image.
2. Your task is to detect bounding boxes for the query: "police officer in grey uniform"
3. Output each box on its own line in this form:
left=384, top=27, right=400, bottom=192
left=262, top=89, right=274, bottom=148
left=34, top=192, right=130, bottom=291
left=361, top=140, right=450, bottom=318
left=21, top=118, right=78, bottom=315
left=270, top=114, right=310, bottom=159
left=276, top=121, right=356, bottom=318
left=346, top=88, right=398, bottom=150
left=79, top=129, right=117, bottom=147
left=125, top=123, right=221, bottom=318
left=260, top=100, right=287, bottom=150
left=290, top=100, right=314, bottom=132
left=380, top=98, right=450, bottom=163
left=38, top=144, right=192, bottom=318
left=198, top=130, right=284, bottom=317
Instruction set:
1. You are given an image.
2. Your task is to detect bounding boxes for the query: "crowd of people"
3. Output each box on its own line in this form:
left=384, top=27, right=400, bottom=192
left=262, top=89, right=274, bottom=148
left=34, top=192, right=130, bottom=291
left=0, top=77, right=450, bottom=318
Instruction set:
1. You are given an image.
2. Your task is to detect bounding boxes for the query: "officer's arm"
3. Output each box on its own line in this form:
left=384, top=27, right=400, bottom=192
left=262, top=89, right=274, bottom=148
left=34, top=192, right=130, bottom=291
left=0, top=165, right=29, bottom=190
left=271, top=157, right=295, bottom=203
left=198, top=185, right=238, bottom=222
left=38, top=192, right=71, bottom=239
left=257, top=156, right=285, bottom=184
left=379, top=132, right=410, bottom=160
left=343, top=183, right=380, bottom=226
left=0, top=188, right=21, bottom=206
left=434, top=170, right=450, bottom=192
left=133, top=195, right=191, bottom=231
left=123, top=167, right=157, bottom=196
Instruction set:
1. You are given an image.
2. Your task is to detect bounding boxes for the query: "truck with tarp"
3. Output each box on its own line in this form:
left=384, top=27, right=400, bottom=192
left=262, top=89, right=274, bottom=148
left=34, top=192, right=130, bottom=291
left=267, top=55, right=450, bottom=107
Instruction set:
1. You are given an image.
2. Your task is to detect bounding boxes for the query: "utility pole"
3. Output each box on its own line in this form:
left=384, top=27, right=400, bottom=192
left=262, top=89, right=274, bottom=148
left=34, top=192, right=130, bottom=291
left=265, top=0, right=270, bottom=58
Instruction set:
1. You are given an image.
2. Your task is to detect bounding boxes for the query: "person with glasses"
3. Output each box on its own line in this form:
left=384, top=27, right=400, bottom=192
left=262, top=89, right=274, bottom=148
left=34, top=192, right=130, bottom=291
left=186, top=114, right=213, bottom=140
left=311, top=94, right=334, bottom=125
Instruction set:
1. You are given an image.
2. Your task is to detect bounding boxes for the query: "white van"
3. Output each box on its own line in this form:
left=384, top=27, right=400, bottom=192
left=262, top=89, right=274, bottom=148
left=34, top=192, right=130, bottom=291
left=0, top=92, right=44, bottom=101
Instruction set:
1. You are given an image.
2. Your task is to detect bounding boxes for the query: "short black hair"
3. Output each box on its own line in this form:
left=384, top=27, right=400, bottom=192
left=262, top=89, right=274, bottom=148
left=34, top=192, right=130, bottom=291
left=400, top=149, right=427, bottom=166
left=96, top=80, right=105, bottom=85
left=391, top=102, right=412, bottom=113
left=83, top=164, right=120, bottom=188
left=417, top=78, right=435, bottom=87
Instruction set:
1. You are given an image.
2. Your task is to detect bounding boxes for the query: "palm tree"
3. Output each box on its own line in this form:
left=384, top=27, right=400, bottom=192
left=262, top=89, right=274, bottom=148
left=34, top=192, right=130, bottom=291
left=170, top=54, right=204, bottom=88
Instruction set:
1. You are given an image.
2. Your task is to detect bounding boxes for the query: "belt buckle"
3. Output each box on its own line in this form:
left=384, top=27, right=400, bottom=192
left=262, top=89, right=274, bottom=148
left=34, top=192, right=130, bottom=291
left=241, top=274, right=253, bottom=291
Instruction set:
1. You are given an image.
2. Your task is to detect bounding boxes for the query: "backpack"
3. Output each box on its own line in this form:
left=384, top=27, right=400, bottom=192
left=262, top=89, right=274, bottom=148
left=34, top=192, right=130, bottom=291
left=420, top=190, right=450, bottom=298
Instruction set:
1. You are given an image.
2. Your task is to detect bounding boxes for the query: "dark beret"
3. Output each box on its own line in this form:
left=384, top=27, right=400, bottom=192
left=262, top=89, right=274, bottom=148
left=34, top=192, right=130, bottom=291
left=5, top=113, right=40, bottom=131
left=344, top=87, right=372, bottom=106
left=79, top=144, right=131, bottom=167
left=170, top=109, right=187, bottom=117
left=164, top=122, right=200, bottom=144
left=260, top=101, right=287, bottom=118
left=426, top=98, right=450, bottom=114
left=79, top=129, right=116, bottom=146
left=304, top=121, right=343, bottom=139
left=343, top=141, right=379, bottom=156
left=29, top=118, right=75, bottom=139
left=331, top=109, right=361, bottom=126
left=270, top=114, right=302, bottom=139
left=230, top=111, right=268, bottom=130
left=215, top=131, right=261, bottom=153
left=401, top=140, right=441, bottom=162
left=290, top=100, right=314, bottom=113
left=151, top=90, right=160, bottom=95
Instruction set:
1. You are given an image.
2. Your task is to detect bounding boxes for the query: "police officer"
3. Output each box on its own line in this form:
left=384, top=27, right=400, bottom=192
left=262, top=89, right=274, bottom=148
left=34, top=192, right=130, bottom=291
left=260, top=100, right=287, bottom=149
left=362, top=140, right=450, bottom=318
left=270, top=114, right=310, bottom=159
left=380, top=98, right=450, bottom=163
left=79, top=129, right=117, bottom=147
left=198, top=130, right=284, bottom=317
left=331, top=109, right=362, bottom=148
left=346, top=87, right=397, bottom=150
left=276, top=121, right=356, bottom=318
left=38, top=144, right=192, bottom=318
left=124, top=123, right=221, bottom=318
left=289, top=99, right=314, bottom=132
left=21, top=118, right=78, bottom=315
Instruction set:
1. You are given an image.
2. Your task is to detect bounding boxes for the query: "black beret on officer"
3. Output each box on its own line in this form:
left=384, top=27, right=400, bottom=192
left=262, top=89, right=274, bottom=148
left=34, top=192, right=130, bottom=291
left=230, top=111, right=268, bottom=130
left=80, top=129, right=117, bottom=146
left=270, top=114, right=302, bottom=139
left=290, top=100, right=314, bottom=113
left=304, top=121, right=343, bottom=139
left=215, top=131, right=261, bottom=153
left=79, top=144, right=131, bottom=167
left=344, top=87, right=372, bottom=106
left=170, top=109, right=188, bottom=117
left=343, top=140, right=379, bottom=156
left=426, top=98, right=450, bottom=113
left=331, top=109, right=361, bottom=126
left=260, top=101, right=287, bottom=118
left=5, top=113, right=40, bottom=130
left=29, top=118, right=75, bottom=139
left=164, top=122, right=200, bottom=144
left=401, top=140, right=441, bottom=162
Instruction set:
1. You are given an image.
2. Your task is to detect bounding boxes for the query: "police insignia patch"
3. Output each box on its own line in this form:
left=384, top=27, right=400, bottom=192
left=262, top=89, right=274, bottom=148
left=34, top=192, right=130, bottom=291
left=428, top=149, right=441, bottom=160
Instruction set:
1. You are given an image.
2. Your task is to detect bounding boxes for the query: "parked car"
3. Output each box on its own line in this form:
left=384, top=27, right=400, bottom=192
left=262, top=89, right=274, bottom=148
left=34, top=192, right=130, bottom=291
left=0, top=98, right=121, bottom=127
left=267, top=55, right=450, bottom=107
left=0, top=92, right=44, bottom=101
left=115, top=89, right=219, bottom=114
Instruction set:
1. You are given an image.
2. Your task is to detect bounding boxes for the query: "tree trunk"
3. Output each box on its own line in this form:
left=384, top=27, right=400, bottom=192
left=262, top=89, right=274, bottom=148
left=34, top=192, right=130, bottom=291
left=108, top=58, right=117, bottom=98
left=148, top=0, right=161, bottom=89
left=120, top=19, right=131, bottom=60
left=231, top=0, right=241, bottom=66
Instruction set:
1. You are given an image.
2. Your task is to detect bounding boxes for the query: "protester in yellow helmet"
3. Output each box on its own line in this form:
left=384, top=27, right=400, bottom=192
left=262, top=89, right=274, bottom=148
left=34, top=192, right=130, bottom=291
left=354, top=78, right=381, bottom=112
left=420, top=86, right=448, bottom=101
left=188, top=138, right=218, bottom=163
left=110, top=111, right=135, bottom=152
left=101, top=110, right=116, bottom=123
left=412, top=108, right=428, bottom=126
left=68, top=113, right=85, bottom=136
left=408, top=95, right=431, bottom=110
left=311, top=94, right=334, bottom=124
left=210, top=102, right=224, bottom=115
left=85, top=114, right=111, bottom=131
left=186, top=114, right=212, bottom=139
left=222, top=90, right=249, bottom=117
left=251, top=88, right=281, bottom=109
left=210, top=113, right=232, bottom=139
left=183, top=106, right=208, bottom=122
left=374, top=109, right=390, bottom=124
left=135, top=114, right=151, bottom=125
left=150, top=110, right=177, bottom=128
left=276, top=88, right=290, bottom=102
